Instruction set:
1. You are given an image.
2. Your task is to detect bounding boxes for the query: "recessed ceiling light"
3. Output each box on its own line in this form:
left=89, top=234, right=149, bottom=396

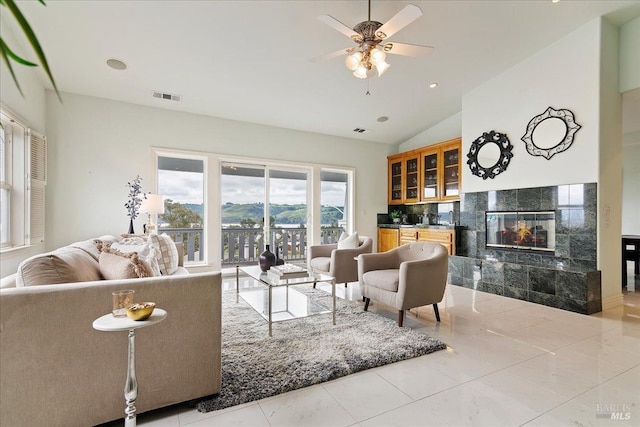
left=429, top=82, right=438, bottom=88
left=377, top=116, right=389, bottom=122
left=106, top=58, right=127, bottom=70
left=551, top=0, right=560, bottom=3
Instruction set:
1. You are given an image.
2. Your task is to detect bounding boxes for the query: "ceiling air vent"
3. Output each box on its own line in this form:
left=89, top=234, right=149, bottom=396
left=152, top=91, right=182, bottom=102
left=353, top=128, right=370, bottom=134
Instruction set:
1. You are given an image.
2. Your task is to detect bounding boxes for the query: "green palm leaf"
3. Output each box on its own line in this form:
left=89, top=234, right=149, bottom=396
left=0, top=0, right=62, bottom=101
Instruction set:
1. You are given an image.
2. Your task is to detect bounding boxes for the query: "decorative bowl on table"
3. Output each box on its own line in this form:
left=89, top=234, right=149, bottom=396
left=125, top=302, right=156, bottom=321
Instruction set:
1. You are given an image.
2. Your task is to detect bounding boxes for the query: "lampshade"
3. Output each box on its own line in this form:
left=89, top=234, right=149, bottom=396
left=376, top=61, right=390, bottom=76
left=140, top=194, right=165, bottom=215
left=345, top=52, right=363, bottom=71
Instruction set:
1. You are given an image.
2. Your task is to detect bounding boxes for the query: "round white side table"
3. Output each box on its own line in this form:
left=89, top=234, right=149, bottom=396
left=93, top=309, right=167, bottom=427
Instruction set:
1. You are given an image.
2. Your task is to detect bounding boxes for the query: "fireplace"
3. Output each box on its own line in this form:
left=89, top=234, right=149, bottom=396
left=486, top=211, right=555, bottom=252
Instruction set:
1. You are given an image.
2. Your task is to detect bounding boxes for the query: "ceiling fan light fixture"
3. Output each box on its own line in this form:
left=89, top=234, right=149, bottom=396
left=353, top=65, right=369, bottom=79
left=376, top=61, right=390, bottom=76
left=345, top=51, right=363, bottom=71
left=370, top=48, right=386, bottom=65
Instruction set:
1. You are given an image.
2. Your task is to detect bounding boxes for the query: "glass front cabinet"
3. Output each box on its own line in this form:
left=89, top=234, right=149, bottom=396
left=388, top=155, right=403, bottom=205
left=440, top=140, right=461, bottom=201
left=387, top=138, right=461, bottom=205
left=421, top=148, right=439, bottom=201
left=418, top=138, right=461, bottom=203
left=403, top=153, right=420, bottom=203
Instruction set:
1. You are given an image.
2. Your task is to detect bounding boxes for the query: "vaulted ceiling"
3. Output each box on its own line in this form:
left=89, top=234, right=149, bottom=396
left=5, top=1, right=639, bottom=144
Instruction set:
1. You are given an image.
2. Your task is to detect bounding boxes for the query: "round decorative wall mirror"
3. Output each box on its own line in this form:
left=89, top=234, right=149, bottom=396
left=466, top=130, right=514, bottom=180
left=521, top=107, right=581, bottom=160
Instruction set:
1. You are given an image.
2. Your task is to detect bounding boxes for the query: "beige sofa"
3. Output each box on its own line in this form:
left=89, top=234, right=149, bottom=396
left=0, top=236, right=222, bottom=426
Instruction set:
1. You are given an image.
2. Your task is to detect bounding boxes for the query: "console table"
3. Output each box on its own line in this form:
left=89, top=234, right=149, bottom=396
left=93, top=309, right=167, bottom=427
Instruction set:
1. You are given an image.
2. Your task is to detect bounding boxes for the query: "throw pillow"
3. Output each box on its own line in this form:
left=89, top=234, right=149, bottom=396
left=110, top=240, right=161, bottom=277
left=337, top=231, right=359, bottom=250
left=98, top=247, right=154, bottom=280
left=16, top=247, right=101, bottom=287
left=148, top=233, right=179, bottom=275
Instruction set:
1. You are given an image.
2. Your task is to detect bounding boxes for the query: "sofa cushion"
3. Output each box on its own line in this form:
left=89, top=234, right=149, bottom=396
left=362, top=269, right=400, bottom=292
left=149, top=233, right=179, bottom=275
left=16, top=247, right=101, bottom=287
left=98, top=247, right=154, bottom=280
left=310, top=256, right=331, bottom=273
left=111, top=238, right=161, bottom=277
left=337, top=231, right=359, bottom=249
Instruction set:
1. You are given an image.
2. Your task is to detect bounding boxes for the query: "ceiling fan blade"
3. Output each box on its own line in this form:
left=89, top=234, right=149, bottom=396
left=376, top=4, right=423, bottom=40
left=311, top=47, right=356, bottom=63
left=383, top=42, right=434, bottom=57
left=317, top=14, right=359, bottom=39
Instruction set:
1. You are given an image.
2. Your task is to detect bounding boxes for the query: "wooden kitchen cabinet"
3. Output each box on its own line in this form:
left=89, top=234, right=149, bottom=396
left=379, top=227, right=456, bottom=255
left=417, top=228, right=455, bottom=255
left=403, top=153, right=420, bottom=204
left=377, top=228, right=399, bottom=252
left=387, top=138, right=461, bottom=205
left=419, top=137, right=461, bottom=202
left=388, top=155, right=403, bottom=205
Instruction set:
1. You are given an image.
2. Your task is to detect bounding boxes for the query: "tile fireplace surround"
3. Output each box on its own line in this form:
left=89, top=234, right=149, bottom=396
left=449, top=183, right=601, bottom=314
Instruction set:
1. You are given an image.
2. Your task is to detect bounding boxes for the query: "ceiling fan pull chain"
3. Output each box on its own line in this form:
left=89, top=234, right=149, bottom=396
left=366, top=80, right=371, bottom=96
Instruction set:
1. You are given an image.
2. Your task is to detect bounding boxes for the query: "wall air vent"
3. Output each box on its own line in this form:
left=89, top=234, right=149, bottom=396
left=152, top=91, right=182, bottom=102
left=353, top=128, right=370, bottom=134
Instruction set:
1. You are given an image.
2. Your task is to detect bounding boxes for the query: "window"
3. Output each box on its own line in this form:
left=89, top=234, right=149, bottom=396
left=0, top=110, right=44, bottom=251
left=0, top=122, right=11, bottom=246
left=156, top=153, right=206, bottom=265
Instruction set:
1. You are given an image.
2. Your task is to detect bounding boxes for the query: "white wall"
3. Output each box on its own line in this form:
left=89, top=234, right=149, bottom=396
left=461, top=19, right=602, bottom=193
left=620, top=16, right=640, bottom=93
left=42, top=92, right=391, bottom=269
left=0, top=16, right=47, bottom=276
left=399, top=112, right=462, bottom=152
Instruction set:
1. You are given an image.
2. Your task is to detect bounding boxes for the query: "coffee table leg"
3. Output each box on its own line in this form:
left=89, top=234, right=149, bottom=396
left=268, top=286, right=273, bottom=337
left=332, top=278, right=336, bottom=325
left=124, top=329, right=137, bottom=427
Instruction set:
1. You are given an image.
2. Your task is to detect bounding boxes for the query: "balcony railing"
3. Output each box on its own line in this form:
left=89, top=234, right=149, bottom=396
left=160, top=226, right=344, bottom=266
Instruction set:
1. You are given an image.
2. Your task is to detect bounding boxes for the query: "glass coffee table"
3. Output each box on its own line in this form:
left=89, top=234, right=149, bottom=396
left=236, top=265, right=336, bottom=336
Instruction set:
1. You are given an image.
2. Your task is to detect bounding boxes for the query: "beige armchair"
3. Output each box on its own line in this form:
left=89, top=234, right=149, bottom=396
left=358, top=242, right=448, bottom=327
left=308, top=236, right=373, bottom=287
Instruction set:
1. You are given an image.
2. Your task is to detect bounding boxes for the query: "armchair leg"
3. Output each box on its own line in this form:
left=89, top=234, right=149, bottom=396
left=312, top=281, right=316, bottom=289
left=433, top=304, right=441, bottom=322
left=364, top=298, right=370, bottom=311
left=398, top=310, right=404, bottom=327
left=344, top=283, right=348, bottom=288
left=362, top=296, right=366, bottom=302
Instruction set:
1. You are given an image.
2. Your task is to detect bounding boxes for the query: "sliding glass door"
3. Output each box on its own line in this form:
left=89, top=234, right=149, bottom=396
left=221, top=163, right=308, bottom=265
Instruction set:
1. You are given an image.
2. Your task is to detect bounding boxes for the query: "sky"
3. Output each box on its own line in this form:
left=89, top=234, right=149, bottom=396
left=158, top=171, right=346, bottom=207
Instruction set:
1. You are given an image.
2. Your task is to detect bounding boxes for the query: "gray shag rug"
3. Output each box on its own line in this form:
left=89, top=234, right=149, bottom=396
left=196, top=285, right=446, bottom=413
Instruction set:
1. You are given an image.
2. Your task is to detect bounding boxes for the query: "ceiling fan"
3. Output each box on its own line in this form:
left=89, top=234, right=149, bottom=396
left=315, top=0, right=434, bottom=79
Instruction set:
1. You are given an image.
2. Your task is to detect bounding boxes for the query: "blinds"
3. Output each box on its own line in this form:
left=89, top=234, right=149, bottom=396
left=28, top=129, right=47, bottom=244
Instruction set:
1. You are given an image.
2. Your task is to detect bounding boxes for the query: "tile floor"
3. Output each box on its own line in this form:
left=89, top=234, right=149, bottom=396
left=126, top=273, right=640, bottom=427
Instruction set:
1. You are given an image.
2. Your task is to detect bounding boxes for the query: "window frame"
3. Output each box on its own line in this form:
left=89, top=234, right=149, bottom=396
left=0, top=109, right=30, bottom=252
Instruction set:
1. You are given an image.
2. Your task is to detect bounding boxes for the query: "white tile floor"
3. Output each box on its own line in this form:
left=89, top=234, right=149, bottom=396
left=129, top=276, right=640, bottom=427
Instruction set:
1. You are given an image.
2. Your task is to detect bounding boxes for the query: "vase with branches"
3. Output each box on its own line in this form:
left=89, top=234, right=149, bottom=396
left=124, top=175, right=146, bottom=234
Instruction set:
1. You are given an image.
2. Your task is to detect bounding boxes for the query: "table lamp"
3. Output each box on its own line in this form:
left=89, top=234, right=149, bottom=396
left=140, top=194, right=165, bottom=235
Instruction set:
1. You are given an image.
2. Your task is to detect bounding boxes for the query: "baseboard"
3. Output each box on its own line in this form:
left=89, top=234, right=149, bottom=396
left=602, top=293, right=624, bottom=310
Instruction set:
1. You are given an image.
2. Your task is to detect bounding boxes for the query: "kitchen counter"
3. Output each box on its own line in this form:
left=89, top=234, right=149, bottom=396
left=378, top=224, right=457, bottom=230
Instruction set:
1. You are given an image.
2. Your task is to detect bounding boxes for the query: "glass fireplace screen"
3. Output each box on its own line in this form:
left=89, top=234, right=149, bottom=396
left=486, top=211, right=555, bottom=252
